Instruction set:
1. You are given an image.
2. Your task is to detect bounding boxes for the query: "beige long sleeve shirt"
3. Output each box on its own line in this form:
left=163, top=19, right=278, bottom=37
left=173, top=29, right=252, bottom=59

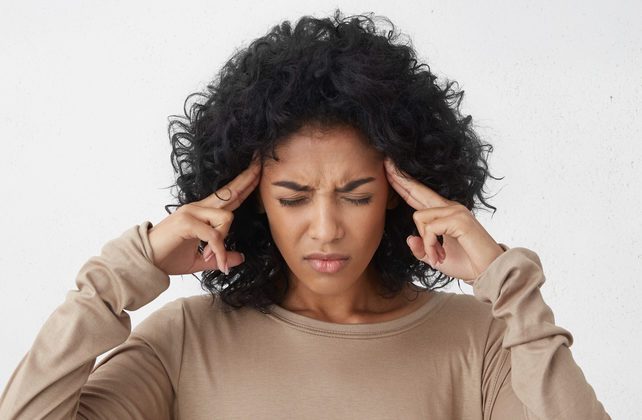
left=0, top=221, right=610, bottom=419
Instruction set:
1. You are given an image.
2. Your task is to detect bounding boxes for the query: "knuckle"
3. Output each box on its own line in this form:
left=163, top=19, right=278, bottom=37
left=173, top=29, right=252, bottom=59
left=220, top=210, right=234, bottom=223
left=209, top=208, right=234, bottom=226
left=209, top=229, right=222, bottom=241
left=458, top=203, right=470, bottom=213
left=456, top=205, right=472, bottom=220
left=175, top=210, right=192, bottom=225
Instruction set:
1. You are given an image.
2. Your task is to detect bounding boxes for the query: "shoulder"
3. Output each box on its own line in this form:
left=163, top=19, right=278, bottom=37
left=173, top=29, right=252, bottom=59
left=128, top=294, right=225, bottom=347
left=432, top=291, right=507, bottom=345
left=139, top=294, right=232, bottom=325
left=129, top=297, right=190, bottom=342
left=161, top=293, right=270, bottom=332
left=436, top=291, right=494, bottom=321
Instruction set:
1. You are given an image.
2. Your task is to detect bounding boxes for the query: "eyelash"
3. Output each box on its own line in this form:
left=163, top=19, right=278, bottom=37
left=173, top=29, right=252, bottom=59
left=278, top=197, right=373, bottom=207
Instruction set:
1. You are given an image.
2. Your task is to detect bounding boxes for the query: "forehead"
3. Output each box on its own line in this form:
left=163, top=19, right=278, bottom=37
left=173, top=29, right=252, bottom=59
left=262, top=124, right=383, bottom=173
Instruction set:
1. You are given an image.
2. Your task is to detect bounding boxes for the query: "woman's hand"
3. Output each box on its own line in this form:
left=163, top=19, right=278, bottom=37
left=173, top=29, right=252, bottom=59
left=148, top=154, right=262, bottom=276
left=384, top=157, right=505, bottom=284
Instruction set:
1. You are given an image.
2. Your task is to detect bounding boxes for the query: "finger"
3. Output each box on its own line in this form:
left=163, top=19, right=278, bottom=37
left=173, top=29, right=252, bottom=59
left=182, top=203, right=235, bottom=240
left=383, top=157, right=450, bottom=209
left=188, top=218, right=230, bottom=273
left=386, top=173, right=427, bottom=210
left=412, top=208, right=457, bottom=264
left=194, top=250, right=246, bottom=273
left=418, top=224, right=440, bottom=267
left=175, top=206, right=230, bottom=272
left=251, top=149, right=261, bottom=165
left=406, top=235, right=427, bottom=260
left=179, top=205, right=235, bottom=269
left=406, top=235, right=442, bottom=267
left=420, top=219, right=452, bottom=266
left=412, top=206, right=459, bottom=248
left=437, top=243, right=446, bottom=260
left=198, top=158, right=262, bottom=210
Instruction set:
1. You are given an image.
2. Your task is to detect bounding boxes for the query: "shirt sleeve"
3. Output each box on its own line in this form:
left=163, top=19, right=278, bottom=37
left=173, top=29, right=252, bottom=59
left=0, top=221, right=174, bottom=419
left=474, top=243, right=611, bottom=420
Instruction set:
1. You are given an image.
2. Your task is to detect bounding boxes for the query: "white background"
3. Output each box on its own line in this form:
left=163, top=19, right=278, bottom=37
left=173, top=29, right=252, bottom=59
left=1, top=0, right=640, bottom=417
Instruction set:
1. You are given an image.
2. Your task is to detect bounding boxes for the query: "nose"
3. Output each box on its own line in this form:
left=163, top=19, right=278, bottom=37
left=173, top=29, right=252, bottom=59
left=307, top=196, right=344, bottom=243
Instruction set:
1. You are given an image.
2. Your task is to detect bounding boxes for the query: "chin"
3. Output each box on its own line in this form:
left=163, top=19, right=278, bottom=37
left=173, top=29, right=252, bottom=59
left=287, top=264, right=351, bottom=290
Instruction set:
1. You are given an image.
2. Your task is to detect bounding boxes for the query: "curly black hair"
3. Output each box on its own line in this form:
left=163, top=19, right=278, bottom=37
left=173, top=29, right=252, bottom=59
left=165, top=9, right=502, bottom=313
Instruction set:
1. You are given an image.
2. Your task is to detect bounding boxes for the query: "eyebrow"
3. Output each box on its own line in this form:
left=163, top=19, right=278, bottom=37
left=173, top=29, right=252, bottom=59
left=271, top=177, right=376, bottom=193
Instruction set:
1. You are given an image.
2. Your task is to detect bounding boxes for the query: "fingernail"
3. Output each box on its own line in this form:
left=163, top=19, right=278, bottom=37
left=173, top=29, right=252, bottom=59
left=240, top=253, right=245, bottom=263
left=406, top=235, right=412, bottom=246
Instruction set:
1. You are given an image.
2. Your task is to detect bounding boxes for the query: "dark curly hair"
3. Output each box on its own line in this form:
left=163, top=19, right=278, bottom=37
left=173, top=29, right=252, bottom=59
left=164, top=9, right=502, bottom=313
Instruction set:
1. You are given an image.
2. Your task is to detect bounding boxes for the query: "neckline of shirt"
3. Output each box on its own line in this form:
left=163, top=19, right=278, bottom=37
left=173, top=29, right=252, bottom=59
left=264, top=291, right=452, bottom=339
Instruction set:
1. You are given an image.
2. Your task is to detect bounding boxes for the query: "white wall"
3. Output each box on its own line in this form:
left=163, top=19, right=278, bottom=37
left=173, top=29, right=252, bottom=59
left=1, top=0, right=640, bottom=417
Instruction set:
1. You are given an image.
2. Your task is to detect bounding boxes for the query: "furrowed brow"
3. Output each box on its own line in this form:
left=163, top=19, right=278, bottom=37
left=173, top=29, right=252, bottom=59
left=271, top=177, right=376, bottom=192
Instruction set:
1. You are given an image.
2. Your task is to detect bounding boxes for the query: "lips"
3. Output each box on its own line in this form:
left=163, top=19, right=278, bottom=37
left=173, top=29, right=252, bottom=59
left=304, top=253, right=349, bottom=260
left=306, top=258, right=349, bottom=274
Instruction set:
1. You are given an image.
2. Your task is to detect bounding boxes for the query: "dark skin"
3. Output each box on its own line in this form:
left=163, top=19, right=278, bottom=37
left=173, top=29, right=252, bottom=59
left=255, top=124, right=414, bottom=322
left=148, top=124, right=504, bottom=324
left=383, top=156, right=505, bottom=286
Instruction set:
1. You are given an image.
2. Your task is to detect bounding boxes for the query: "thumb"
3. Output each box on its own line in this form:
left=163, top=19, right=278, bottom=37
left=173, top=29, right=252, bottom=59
left=406, top=235, right=427, bottom=261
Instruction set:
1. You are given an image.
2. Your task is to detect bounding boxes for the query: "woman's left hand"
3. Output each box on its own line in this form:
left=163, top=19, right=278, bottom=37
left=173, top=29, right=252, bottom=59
left=384, top=157, right=505, bottom=285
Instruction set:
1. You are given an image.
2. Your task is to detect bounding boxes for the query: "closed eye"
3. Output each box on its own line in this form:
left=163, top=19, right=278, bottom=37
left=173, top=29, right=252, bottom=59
left=278, top=197, right=372, bottom=207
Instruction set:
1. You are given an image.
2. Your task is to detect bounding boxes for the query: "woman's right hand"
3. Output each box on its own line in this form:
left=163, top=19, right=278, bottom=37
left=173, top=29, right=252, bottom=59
left=148, top=154, right=262, bottom=276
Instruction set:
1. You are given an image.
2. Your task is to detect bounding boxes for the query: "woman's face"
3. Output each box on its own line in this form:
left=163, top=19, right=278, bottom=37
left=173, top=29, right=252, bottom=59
left=257, top=124, right=398, bottom=301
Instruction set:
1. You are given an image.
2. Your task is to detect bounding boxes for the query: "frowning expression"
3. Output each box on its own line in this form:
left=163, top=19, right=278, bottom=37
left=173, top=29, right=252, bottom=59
left=257, top=123, right=398, bottom=298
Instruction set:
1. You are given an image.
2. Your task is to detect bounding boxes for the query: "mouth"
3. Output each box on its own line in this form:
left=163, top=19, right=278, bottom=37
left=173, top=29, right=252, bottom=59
left=304, top=252, right=350, bottom=260
left=305, top=258, right=349, bottom=274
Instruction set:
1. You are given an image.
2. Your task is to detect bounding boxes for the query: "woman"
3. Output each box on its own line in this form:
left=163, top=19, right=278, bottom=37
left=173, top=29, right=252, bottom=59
left=0, top=9, right=610, bottom=419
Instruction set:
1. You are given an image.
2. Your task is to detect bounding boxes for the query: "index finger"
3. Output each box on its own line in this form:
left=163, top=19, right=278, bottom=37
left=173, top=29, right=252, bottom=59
left=383, top=157, right=448, bottom=210
left=197, top=156, right=262, bottom=210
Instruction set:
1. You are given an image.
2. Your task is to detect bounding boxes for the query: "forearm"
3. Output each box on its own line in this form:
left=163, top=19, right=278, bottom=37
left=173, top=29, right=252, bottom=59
left=0, top=222, right=170, bottom=419
left=475, top=244, right=610, bottom=419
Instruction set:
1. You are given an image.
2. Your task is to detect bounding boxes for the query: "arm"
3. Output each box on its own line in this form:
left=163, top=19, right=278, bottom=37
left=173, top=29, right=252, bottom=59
left=476, top=243, right=611, bottom=420
left=0, top=221, right=175, bottom=419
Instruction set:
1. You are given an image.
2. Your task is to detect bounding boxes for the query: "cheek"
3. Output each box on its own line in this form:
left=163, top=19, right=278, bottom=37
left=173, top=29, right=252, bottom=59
left=263, top=209, right=291, bottom=237
left=262, top=206, right=304, bottom=244
left=358, top=203, right=388, bottom=242
left=361, top=215, right=387, bottom=243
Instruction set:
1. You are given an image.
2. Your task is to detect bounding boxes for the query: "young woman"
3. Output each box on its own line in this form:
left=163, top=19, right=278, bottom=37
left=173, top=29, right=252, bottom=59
left=0, top=10, right=610, bottom=419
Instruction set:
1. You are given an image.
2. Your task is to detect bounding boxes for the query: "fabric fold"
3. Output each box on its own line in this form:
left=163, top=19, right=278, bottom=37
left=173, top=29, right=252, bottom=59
left=473, top=243, right=610, bottom=419
left=0, top=222, right=170, bottom=419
